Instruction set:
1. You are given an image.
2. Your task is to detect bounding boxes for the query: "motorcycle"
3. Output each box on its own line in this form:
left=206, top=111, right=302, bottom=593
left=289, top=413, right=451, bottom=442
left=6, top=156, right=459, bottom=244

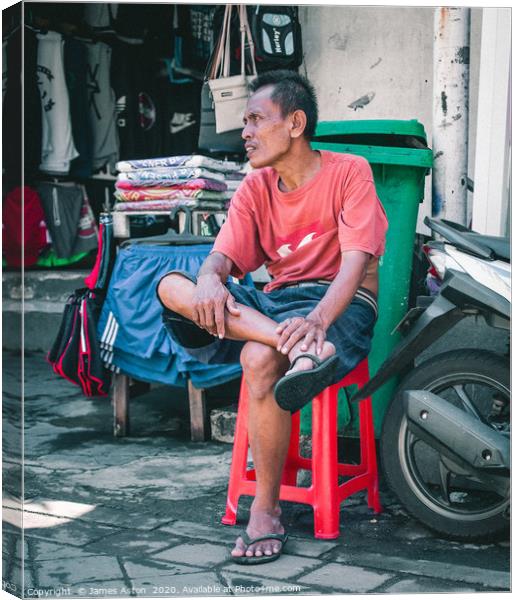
left=353, top=216, right=510, bottom=541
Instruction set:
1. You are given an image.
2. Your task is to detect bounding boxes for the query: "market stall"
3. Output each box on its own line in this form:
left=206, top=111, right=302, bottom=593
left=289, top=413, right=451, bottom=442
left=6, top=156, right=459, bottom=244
left=3, top=3, right=303, bottom=439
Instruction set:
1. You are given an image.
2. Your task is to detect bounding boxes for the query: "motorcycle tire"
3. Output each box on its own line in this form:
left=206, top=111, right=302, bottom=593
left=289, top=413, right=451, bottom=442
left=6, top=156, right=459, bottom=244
left=381, top=348, right=510, bottom=541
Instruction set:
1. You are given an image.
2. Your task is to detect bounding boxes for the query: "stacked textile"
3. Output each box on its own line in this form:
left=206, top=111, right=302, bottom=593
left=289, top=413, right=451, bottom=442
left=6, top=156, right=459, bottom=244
left=223, top=170, right=246, bottom=194
left=113, top=154, right=245, bottom=212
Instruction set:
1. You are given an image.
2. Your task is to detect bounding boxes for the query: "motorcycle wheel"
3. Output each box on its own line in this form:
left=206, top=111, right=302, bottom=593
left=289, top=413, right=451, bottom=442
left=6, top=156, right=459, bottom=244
left=381, top=349, right=510, bottom=541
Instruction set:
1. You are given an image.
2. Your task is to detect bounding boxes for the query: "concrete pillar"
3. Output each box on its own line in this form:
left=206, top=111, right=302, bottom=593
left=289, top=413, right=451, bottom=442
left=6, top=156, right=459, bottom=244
left=432, top=7, right=471, bottom=224
left=471, top=8, right=511, bottom=236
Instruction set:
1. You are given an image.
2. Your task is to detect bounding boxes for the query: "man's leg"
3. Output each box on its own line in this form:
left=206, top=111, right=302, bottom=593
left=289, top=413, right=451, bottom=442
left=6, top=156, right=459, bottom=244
left=231, top=341, right=291, bottom=558
left=157, top=273, right=281, bottom=347
left=158, top=273, right=335, bottom=557
left=159, top=274, right=289, bottom=556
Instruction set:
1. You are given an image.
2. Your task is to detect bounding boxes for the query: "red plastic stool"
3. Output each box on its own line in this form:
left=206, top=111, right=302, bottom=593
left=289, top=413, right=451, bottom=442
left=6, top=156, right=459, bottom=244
left=221, top=358, right=382, bottom=539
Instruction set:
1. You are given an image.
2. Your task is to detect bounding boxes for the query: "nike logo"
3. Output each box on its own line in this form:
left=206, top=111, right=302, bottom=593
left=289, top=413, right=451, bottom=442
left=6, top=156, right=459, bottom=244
left=277, top=232, right=317, bottom=257
left=170, top=112, right=196, bottom=134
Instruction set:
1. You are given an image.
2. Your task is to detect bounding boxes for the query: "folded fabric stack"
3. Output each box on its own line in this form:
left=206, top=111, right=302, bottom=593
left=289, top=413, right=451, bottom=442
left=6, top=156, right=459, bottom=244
left=113, top=155, right=245, bottom=212
left=223, top=170, right=246, bottom=195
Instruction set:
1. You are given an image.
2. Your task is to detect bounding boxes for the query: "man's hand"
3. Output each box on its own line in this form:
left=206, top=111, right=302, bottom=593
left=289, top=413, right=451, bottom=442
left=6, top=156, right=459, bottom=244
left=192, top=274, right=240, bottom=338
left=275, top=251, right=371, bottom=355
left=275, top=311, right=327, bottom=356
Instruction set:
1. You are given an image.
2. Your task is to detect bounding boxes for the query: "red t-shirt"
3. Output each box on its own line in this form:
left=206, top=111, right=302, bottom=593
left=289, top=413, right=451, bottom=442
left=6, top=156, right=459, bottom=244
left=212, top=150, right=388, bottom=292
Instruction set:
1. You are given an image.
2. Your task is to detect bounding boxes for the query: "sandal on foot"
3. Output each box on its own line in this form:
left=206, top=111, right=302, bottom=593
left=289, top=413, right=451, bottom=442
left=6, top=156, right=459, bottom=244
left=230, top=531, right=289, bottom=565
left=274, top=353, right=339, bottom=413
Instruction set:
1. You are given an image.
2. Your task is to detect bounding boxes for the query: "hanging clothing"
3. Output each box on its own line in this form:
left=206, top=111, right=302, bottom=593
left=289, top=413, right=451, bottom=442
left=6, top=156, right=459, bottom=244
left=144, top=4, right=175, bottom=57
left=72, top=188, right=99, bottom=256
left=2, top=186, right=49, bottom=267
left=85, top=40, right=119, bottom=170
left=111, top=40, right=161, bottom=161
left=36, top=249, right=90, bottom=268
left=155, top=79, right=202, bottom=157
left=111, top=40, right=142, bottom=161
left=3, top=26, right=42, bottom=186
left=36, top=182, right=97, bottom=259
left=85, top=213, right=115, bottom=292
left=2, top=27, right=21, bottom=188
left=2, top=40, right=7, bottom=104
left=48, top=288, right=111, bottom=397
left=24, top=27, right=43, bottom=182
left=113, top=3, right=151, bottom=41
left=63, top=36, right=94, bottom=178
left=178, top=5, right=217, bottom=73
left=83, top=3, right=117, bottom=36
left=37, top=31, right=79, bottom=174
left=83, top=178, right=114, bottom=219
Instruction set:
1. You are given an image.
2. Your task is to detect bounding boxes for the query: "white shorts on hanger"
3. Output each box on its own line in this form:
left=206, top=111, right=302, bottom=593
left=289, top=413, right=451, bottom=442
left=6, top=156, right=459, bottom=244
left=37, top=31, right=79, bottom=174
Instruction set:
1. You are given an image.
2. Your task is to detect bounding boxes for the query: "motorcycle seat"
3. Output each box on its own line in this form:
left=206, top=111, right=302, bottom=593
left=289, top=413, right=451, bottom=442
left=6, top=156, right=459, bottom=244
left=464, top=233, right=510, bottom=262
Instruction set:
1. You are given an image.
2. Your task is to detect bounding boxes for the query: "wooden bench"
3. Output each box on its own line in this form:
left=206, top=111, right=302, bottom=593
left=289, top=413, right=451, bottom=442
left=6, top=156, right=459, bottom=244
left=110, top=206, right=228, bottom=441
left=112, top=373, right=211, bottom=441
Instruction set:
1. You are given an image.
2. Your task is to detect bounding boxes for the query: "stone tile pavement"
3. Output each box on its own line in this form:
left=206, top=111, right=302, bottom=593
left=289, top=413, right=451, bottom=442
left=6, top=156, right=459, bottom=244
left=2, top=351, right=511, bottom=597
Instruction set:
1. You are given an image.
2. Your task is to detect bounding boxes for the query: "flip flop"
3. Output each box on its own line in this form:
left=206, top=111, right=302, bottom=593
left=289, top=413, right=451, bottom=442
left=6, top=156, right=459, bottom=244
left=230, top=531, right=289, bottom=565
left=274, top=353, right=340, bottom=413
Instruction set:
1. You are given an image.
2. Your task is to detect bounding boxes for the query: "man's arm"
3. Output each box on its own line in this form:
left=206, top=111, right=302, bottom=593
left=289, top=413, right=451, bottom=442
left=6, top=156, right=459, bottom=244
left=193, top=252, right=241, bottom=338
left=276, top=250, right=370, bottom=356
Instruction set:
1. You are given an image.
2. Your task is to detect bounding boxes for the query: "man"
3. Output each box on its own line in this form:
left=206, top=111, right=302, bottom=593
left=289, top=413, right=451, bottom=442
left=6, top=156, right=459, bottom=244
left=157, top=70, right=388, bottom=564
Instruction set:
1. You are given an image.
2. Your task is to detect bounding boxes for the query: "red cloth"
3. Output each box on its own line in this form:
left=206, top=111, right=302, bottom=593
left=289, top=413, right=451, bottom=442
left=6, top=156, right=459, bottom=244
left=2, top=186, right=49, bottom=267
left=212, top=151, right=389, bottom=292
left=84, top=222, right=103, bottom=289
left=115, top=178, right=227, bottom=192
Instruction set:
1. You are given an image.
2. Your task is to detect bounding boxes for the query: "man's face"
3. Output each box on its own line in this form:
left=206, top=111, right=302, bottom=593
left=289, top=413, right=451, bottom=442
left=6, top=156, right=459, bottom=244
left=242, top=86, right=293, bottom=169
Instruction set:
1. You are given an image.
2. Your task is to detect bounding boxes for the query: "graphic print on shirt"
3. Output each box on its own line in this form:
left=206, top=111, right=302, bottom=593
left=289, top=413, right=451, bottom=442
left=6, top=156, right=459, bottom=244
left=37, top=65, right=56, bottom=112
left=170, top=112, right=196, bottom=135
left=275, top=220, right=326, bottom=258
left=138, top=92, right=156, bottom=131
left=115, top=95, right=127, bottom=127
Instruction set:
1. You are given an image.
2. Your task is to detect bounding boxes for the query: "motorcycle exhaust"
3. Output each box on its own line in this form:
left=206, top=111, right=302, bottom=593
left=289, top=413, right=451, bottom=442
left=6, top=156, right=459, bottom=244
left=404, top=390, right=509, bottom=471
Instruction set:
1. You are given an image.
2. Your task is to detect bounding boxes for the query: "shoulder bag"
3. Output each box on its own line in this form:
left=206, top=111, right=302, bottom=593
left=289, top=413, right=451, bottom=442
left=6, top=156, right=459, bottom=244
left=208, top=5, right=257, bottom=134
left=198, top=6, right=243, bottom=153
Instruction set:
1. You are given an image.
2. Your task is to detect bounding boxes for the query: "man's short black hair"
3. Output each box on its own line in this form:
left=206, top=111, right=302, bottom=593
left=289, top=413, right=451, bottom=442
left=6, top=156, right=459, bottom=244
left=249, top=70, right=319, bottom=139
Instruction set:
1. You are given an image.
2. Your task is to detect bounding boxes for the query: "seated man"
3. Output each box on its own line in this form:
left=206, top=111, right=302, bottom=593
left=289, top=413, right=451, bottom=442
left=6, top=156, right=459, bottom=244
left=157, top=70, right=388, bottom=564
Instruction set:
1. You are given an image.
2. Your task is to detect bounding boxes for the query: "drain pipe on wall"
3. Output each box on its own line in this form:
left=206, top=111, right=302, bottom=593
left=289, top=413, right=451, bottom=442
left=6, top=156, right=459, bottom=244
left=432, top=7, right=471, bottom=225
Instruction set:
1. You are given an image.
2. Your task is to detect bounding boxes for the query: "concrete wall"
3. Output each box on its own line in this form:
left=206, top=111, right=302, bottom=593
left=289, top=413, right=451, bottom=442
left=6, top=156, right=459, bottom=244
left=300, top=5, right=482, bottom=232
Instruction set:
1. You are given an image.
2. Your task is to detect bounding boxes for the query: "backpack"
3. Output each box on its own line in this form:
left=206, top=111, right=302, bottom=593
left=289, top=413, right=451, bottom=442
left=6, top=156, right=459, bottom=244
left=48, top=288, right=111, bottom=397
left=251, top=6, right=303, bottom=71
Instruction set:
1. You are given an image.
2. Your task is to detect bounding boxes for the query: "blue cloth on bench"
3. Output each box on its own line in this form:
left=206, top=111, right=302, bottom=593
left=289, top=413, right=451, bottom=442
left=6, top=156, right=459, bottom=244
left=97, top=243, right=243, bottom=388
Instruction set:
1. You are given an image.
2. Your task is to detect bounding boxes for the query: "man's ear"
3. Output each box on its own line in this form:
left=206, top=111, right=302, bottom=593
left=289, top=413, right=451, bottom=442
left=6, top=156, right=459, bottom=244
left=290, top=110, right=307, bottom=139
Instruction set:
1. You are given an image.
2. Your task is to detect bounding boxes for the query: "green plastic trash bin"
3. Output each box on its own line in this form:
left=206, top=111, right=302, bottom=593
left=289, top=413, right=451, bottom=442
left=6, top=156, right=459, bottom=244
left=300, top=119, right=433, bottom=437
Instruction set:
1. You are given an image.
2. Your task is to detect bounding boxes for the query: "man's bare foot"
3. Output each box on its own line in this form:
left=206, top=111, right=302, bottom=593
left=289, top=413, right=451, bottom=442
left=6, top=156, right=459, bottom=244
left=231, top=505, right=285, bottom=558
left=285, top=340, right=336, bottom=375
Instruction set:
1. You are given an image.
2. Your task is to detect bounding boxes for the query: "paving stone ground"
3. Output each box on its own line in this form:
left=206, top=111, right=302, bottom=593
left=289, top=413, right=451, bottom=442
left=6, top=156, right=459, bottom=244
left=2, top=350, right=511, bottom=598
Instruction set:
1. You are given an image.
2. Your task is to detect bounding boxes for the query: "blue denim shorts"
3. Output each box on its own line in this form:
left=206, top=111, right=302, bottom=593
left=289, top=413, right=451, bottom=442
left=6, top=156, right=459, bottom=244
left=157, top=271, right=377, bottom=384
